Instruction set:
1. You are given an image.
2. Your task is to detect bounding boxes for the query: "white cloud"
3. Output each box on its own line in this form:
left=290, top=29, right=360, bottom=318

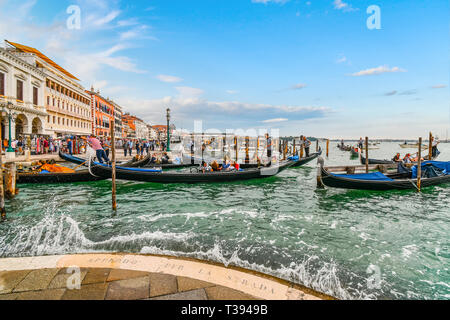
left=93, top=10, right=121, bottom=26
left=337, top=56, right=347, bottom=64
left=226, top=90, right=239, bottom=94
left=175, top=87, right=205, bottom=99
left=431, top=84, right=447, bottom=89
left=117, top=95, right=330, bottom=127
left=333, top=0, right=357, bottom=12
left=251, top=0, right=289, bottom=4
left=156, top=75, right=184, bottom=83
left=262, top=118, right=289, bottom=123
left=291, top=83, right=307, bottom=90
left=349, top=65, right=407, bottom=77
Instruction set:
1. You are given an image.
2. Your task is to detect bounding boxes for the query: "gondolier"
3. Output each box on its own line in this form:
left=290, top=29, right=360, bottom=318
left=87, top=134, right=110, bottom=164
left=431, top=136, right=440, bottom=158
left=302, top=136, right=311, bottom=157
left=265, top=133, right=272, bottom=166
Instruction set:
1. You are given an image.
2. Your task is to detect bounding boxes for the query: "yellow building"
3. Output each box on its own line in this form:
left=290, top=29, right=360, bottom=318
left=5, top=41, right=92, bottom=138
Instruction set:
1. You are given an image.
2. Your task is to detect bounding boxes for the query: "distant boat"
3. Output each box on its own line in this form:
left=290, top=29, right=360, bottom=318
left=399, top=143, right=428, bottom=149
left=319, top=159, right=450, bottom=191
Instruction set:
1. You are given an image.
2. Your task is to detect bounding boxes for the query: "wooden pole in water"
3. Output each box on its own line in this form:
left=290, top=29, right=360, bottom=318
left=222, top=135, right=226, bottom=163
left=234, top=136, right=238, bottom=162
left=326, top=139, right=330, bottom=157
left=245, top=136, right=250, bottom=164
left=316, top=140, right=319, bottom=152
left=365, top=137, right=369, bottom=174
left=0, top=131, right=5, bottom=221
left=428, top=132, right=433, bottom=160
left=293, top=138, right=296, bottom=156
left=417, top=137, right=422, bottom=192
left=300, top=142, right=304, bottom=158
left=191, top=133, right=194, bottom=164
left=111, top=120, right=117, bottom=211
left=202, top=132, right=205, bottom=162
left=283, top=140, right=287, bottom=160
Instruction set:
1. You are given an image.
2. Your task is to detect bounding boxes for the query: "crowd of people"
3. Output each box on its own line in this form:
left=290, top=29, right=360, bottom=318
left=2, top=136, right=86, bottom=156
left=121, top=139, right=167, bottom=157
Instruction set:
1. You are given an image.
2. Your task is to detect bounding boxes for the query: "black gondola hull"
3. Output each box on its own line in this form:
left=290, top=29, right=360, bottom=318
left=320, top=166, right=450, bottom=191
left=17, top=170, right=105, bottom=184
left=290, top=150, right=322, bottom=168
left=90, top=161, right=293, bottom=184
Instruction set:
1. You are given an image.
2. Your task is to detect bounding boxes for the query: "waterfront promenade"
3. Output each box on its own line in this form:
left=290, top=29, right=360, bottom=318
left=0, top=253, right=330, bottom=300
left=1, top=149, right=148, bottom=164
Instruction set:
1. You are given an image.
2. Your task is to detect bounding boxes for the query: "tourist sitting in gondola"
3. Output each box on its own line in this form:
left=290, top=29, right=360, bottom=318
left=161, top=152, right=171, bottom=164
left=411, top=153, right=424, bottom=162
left=403, top=153, right=413, bottom=164
left=392, top=153, right=402, bottom=162
left=211, top=161, right=220, bottom=171
left=201, top=161, right=212, bottom=173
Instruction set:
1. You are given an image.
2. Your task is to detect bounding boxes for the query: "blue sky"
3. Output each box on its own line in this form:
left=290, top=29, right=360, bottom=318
left=0, top=0, right=448, bottom=139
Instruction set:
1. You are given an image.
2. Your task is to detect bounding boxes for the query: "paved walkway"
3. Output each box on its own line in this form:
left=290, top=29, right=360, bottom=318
left=1, top=149, right=173, bottom=164
left=0, top=253, right=332, bottom=300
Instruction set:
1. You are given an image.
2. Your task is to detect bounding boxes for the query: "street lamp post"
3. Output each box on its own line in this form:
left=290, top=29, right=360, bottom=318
left=6, top=102, right=14, bottom=153
left=166, top=108, right=171, bottom=152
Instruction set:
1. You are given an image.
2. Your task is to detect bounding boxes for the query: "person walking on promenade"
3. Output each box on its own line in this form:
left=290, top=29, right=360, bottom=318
left=43, top=138, right=49, bottom=154
left=129, top=140, right=133, bottom=157
left=135, top=140, right=141, bottom=158
left=67, top=138, right=73, bottom=155
left=123, top=139, right=128, bottom=157
left=87, top=134, right=110, bottom=164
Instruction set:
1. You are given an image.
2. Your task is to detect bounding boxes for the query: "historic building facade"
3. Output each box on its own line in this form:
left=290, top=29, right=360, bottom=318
left=88, top=88, right=115, bottom=138
left=122, top=113, right=148, bottom=140
left=5, top=41, right=92, bottom=138
left=0, top=46, right=47, bottom=142
left=110, top=100, right=123, bottom=139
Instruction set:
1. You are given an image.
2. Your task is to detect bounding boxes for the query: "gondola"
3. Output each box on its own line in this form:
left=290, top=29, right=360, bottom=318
left=319, top=160, right=450, bottom=191
left=17, top=170, right=105, bottom=184
left=337, top=144, right=352, bottom=152
left=88, top=160, right=294, bottom=184
left=144, top=163, right=196, bottom=169
left=360, top=153, right=439, bottom=165
left=289, top=149, right=322, bottom=168
left=350, top=148, right=360, bottom=157
left=59, top=151, right=146, bottom=168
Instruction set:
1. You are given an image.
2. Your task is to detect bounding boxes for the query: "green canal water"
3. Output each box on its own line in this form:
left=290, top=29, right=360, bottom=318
left=0, top=142, right=449, bottom=300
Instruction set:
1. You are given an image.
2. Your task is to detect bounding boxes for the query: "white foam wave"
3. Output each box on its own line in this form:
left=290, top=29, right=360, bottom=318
left=140, top=242, right=376, bottom=300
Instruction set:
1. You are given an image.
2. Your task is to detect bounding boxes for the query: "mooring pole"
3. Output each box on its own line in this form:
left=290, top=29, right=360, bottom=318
left=111, top=120, right=117, bottom=211
left=417, top=137, right=422, bottom=192
left=0, top=134, right=5, bottom=221
left=428, top=132, right=433, bottom=160
left=316, top=140, right=319, bottom=152
left=202, top=132, right=205, bottom=162
left=326, top=139, right=330, bottom=157
left=365, top=137, right=369, bottom=174
left=234, top=136, right=238, bottom=162
left=223, top=135, right=226, bottom=163
left=191, top=133, right=195, bottom=164
left=245, top=136, right=250, bottom=164
left=293, top=138, right=296, bottom=156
